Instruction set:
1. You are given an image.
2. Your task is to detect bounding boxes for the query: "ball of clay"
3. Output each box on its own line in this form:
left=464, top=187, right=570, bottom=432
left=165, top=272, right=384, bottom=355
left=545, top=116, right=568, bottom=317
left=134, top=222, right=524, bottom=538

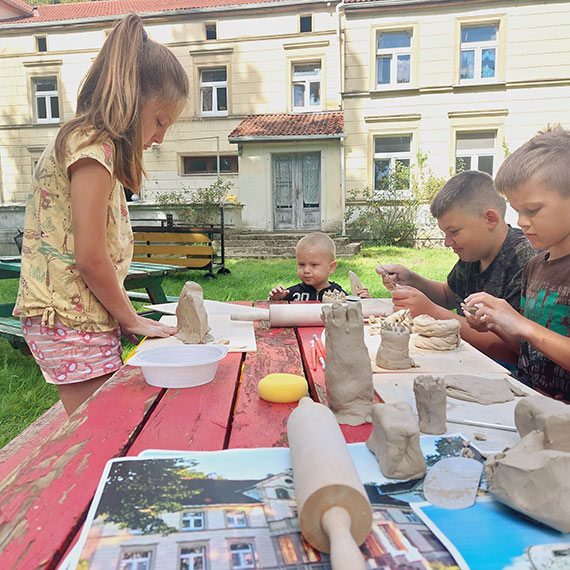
left=258, top=373, right=309, bottom=403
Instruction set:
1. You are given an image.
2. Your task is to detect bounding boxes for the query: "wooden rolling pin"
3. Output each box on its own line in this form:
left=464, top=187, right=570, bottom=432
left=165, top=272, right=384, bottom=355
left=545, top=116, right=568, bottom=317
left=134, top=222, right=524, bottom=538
left=231, top=298, right=394, bottom=327
left=287, top=397, right=372, bottom=570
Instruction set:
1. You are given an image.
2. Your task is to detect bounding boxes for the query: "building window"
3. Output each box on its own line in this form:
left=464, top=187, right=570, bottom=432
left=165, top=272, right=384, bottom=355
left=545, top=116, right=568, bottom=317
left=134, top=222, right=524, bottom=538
left=300, top=14, right=312, bottom=33
left=35, top=36, right=47, bottom=52
left=292, top=62, right=321, bottom=111
left=376, top=30, right=412, bottom=87
left=205, top=23, right=217, bottom=40
left=183, top=155, right=238, bottom=175
left=120, top=550, right=152, bottom=570
left=374, top=135, right=412, bottom=193
left=225, top=510, right=247, bottom=528
left=200, top=68, right=227, bottom=116
left=182, top=511, right=205, bottom=531
left=455, top=131, right=496, bottom=175
left=180, top=546, right=207, bottom=570
left=33, top=77, right=59, bottom=123
left=230, top=543, right=255, bottom=569
left=460, top=24, right=497, bottom=82
left=276, top=488, right=290, bottom=499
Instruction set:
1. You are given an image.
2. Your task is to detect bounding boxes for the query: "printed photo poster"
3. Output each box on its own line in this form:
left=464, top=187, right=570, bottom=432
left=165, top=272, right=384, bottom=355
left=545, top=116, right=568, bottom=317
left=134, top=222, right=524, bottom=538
left=66, top=439, right=469, bottom=570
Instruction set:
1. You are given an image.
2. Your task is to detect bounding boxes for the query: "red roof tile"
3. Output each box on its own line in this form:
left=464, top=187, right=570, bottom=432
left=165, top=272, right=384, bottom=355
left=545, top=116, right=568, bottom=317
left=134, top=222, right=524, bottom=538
left=229, top=112, right=344, bottom=140
left=0, top=0, right=292, bottom=25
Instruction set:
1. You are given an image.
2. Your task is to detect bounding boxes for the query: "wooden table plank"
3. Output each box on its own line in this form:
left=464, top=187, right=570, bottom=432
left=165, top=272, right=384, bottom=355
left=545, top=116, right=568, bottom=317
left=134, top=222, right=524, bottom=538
left=0, top=367, right=161, bottom=570
left=227, top=307, right=306, bottom=449
left=127, top=352, right=244, bottom=455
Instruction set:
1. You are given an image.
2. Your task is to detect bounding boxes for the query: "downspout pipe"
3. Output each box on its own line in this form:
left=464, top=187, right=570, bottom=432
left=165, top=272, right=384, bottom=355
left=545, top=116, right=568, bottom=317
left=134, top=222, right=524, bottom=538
left=336, top=0, right=346, bottom=235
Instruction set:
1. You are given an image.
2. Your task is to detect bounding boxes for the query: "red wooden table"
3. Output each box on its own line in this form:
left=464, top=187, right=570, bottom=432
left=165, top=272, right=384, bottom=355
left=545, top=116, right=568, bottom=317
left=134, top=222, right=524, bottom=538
left=0, top=302, right=373, bottom=570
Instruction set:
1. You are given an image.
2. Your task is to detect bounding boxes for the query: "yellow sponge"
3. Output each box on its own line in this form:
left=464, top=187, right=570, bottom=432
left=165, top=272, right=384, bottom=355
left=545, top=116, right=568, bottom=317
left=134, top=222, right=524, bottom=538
left=258, top=373, right=309, bottom=403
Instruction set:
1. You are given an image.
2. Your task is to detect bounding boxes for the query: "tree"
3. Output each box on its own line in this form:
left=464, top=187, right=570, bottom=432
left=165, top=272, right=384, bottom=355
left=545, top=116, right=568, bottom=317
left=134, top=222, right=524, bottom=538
left=94, top=458, right=208, bottom=535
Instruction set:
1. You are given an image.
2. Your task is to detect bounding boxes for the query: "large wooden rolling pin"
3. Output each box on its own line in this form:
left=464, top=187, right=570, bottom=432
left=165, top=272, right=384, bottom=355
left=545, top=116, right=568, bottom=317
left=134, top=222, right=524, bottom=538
left=231, top=298, right=394, bottom=327
left=287, top=397, right=372, bottom=570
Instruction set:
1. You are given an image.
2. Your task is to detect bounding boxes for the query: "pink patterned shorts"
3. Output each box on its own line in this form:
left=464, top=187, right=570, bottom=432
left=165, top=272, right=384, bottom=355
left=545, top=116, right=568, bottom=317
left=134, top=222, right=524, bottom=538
left=21, top=316, right=123, bottom=385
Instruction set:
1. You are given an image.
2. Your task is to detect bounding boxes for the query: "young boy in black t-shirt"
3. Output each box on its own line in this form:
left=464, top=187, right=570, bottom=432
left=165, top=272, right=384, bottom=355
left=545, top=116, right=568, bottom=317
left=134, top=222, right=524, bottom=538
left=269, top=232, right=370, bottom=302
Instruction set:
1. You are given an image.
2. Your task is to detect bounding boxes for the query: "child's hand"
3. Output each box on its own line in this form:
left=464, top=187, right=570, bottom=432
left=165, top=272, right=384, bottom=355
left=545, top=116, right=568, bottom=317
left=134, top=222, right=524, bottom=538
left=391, top=285, right=437, bottom=317
left=120, top=315, right=178, bottom=344
left=464, top=293, right=527, bottom=336
left=269, top=286, right=290, bottom=301
left=357, top=287, right=371, bottom=299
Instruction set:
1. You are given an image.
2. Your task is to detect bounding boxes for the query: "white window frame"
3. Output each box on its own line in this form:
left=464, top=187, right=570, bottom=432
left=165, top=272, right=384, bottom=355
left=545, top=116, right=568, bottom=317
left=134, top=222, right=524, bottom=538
left=225, top=510, right=247, bottom=528
left=292, top=61, right=321, bottom=112
left=200, top=67, right=228, bottom=117
left=182, top=511, right=205, bottom=531
left=455, top=131, right=496, bottom=175
left=376, top=30, right=412, bottom=88
left=180, top=545, right=207, bottom=570
left=373, top=135, right=412, bottom=196
left=33, top=76, right=59, bottom=124
left=459, top=23, right=498, bottom=83
left=120, top=550, right=152, bottom=570
left=230, top=543, right=255, bottom=569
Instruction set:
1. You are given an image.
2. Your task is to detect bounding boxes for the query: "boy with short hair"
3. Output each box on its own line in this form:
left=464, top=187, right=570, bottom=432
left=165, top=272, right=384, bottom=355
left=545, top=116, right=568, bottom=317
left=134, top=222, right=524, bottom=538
left=465, top=126, right=570, bottom=399
left=378, top=170, right=536, bottom=364
left=270, top=232, right=370, bottom=302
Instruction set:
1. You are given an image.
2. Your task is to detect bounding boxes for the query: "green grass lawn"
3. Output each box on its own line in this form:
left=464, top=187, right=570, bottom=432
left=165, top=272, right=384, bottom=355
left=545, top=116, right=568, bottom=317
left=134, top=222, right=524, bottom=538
left=0, top=245, right=456, bottom=448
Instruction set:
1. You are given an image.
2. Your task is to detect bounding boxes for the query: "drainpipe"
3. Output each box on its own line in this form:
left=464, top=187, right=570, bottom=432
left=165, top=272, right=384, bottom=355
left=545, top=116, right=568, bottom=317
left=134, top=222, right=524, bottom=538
left=340, top=134, right=346, bottom=236
left=335, top=0, right=345, bottom=109
left=336, top=0, right=346, bottom=235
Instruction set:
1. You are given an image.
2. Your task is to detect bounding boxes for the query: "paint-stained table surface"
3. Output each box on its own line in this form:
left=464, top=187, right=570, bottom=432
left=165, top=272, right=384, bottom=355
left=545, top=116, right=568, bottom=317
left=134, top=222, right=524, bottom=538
left=0, top=300, right=525, bottom=570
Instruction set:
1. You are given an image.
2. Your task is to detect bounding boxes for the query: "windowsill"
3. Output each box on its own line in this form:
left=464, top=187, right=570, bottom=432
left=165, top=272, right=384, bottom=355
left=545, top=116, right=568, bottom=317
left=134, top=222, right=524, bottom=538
left=454, top=80, right=506, bottom=92
left=181, top=173, right=239, bottom=177
left=291, top=108, right=323, bottom=113
left=369, top=86, right=419, bottom=96
left=200, top=113, right=229, bottom=118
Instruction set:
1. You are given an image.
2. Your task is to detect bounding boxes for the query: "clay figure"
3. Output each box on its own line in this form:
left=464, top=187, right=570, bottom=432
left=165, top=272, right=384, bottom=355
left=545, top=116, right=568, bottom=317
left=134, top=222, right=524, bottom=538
left=413, top=314, right=461, bottom=351
left=321, top=289, right=347, bottom=304
left=413, top=375, right=447, bottom=435
left=349, top=270, right=365, bottom=296
left=321, top=302, right=373, bottom=425
left=376, top=323, right=416, bottom=370
left=485, top=430, right=570, bottom=533
left=366, top=402, right=426, bottom=480
left=445, top=375, right=520, bottom=405
left=515, top=396, right=570, bottom=452
left=176, top=281, right=213, bottom=344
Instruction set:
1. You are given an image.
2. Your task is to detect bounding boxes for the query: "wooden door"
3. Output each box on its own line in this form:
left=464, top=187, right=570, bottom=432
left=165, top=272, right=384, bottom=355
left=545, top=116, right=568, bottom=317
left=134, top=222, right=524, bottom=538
left=273, top=152, right=321, bottom=230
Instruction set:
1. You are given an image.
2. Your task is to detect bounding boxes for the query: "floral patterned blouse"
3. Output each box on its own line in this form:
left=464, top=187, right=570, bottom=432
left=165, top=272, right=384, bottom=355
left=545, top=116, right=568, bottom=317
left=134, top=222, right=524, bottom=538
left=14, top=132, right=133, bottom=332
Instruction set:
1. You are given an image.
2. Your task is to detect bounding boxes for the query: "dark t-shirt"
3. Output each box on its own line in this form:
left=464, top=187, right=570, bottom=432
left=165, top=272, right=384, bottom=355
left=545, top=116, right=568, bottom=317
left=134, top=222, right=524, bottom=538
left=447, top=226, right=537, bottom=315
left=518, top=250, right=570, bottom=399
left=282, top=281, right=346, bottom=302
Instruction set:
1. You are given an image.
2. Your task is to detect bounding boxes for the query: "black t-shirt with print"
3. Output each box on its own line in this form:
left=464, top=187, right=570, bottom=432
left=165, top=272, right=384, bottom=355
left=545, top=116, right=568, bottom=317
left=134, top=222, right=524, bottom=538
left=282, top=281, right=346, bottom=302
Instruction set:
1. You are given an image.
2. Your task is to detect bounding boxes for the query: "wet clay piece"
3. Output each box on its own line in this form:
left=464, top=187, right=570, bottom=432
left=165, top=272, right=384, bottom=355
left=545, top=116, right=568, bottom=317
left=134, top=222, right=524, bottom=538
left=321, top=302, right=373, bottom=426
left=376, top=323, right=416, bottom=370
left=175, top=281, right=213, bottom=344
left=485, top=430, right=570, bottom=533
left=321, top=289, right=347, bottom=304
left=515, top=396, right=570, bottom=452
left=445, top=375, right=520, bottom=405
left=413, top=314, right=461, bottom=351
left=349, top=270, right=365, bottom=296
left=366, top=402, right=426, bottom=480
left=413, top=375, right=447, bottom=435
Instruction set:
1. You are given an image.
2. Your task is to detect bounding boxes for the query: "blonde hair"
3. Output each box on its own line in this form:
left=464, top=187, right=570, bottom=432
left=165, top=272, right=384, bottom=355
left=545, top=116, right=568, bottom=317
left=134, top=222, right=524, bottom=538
left=296, top=232, right=336, bottom=260
left=495, top=125, right=570, bottom=198
left=430, top=170, right=506, bottom=219
left=55, top=13, right=189, bottom=191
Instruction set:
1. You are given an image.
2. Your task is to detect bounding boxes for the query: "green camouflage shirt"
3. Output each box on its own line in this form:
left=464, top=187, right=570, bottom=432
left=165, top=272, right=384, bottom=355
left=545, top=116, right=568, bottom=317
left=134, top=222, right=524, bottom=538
left=447, top=226, right=537, bottom=315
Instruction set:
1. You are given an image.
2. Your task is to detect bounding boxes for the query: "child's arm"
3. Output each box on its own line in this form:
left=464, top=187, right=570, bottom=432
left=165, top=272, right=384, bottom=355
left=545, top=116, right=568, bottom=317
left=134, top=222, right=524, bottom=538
left=70, top=159, right=176, bottom=342
left=357, top=288, right=371, bottom=299
left=376, top=264, right=455, bottom=308
left=465, top=292, right=570, bottom=371
left=269, top=285, right=290, bottom=301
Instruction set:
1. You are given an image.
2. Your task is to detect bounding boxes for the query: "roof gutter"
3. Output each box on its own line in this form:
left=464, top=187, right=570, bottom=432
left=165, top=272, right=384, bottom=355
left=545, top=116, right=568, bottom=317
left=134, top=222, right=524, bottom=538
left=229, top=133, right=343, bottom=142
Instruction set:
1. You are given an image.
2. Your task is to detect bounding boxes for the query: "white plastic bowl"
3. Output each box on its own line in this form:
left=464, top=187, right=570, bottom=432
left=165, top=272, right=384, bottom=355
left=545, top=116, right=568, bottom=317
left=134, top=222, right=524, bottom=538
left=126, top=344, right=229, bottom=388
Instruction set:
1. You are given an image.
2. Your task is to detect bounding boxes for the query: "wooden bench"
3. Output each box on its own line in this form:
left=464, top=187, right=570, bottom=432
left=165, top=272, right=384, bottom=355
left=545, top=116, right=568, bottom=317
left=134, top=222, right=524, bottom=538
left=132, top=231, right=216, bottom=278
left=0, top=316, right=29, bottom=354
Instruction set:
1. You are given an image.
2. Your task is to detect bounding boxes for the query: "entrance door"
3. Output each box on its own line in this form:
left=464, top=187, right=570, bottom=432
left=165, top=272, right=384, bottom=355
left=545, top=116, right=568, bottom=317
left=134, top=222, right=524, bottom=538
left=273, top=152, right=321, bottom=230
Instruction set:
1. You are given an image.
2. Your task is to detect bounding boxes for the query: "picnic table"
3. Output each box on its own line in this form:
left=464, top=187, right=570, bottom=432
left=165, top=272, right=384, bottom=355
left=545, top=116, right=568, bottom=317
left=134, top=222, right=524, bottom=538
left=0, top=301, right=555, bottom=569
left=0, top=257, right=186, bottom=353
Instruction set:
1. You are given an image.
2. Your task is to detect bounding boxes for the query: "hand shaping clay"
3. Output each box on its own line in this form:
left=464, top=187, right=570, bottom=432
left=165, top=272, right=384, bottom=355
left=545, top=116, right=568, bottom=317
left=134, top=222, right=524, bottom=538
left=514, top=396, right=570, bottom=452
left=485, top=430, right=570, bottom=533
left=321, top=302, right=373, bottom=425
left=444, top=375, right=519, bottom=405
left=413, top=375, right=447, bottom=435
left=175, top=281, right=213, bottom=344
left=321, top=289, right=347, bottom=304
left=413, top=314, right=461, bottom=351
left=376, top=323, right=416, bottom=370
left=366, top=402, right=426, bottom=480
